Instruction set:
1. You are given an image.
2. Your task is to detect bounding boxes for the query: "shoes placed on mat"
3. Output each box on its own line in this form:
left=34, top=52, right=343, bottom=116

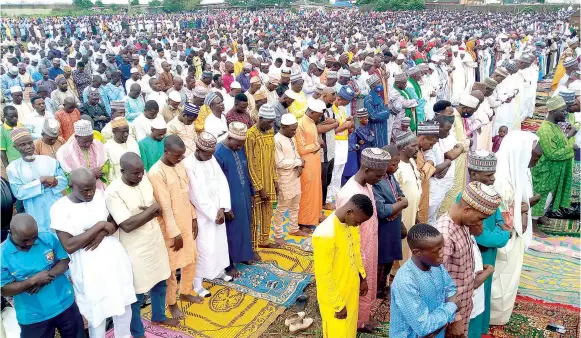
left=295, top=294, right=308, bottom=312
left=284, top=311, right=305, bottom=326
left=195, top=288, right=211, bottom=298
left=289, top=317, right=314, bottom=333
left=216, top=271, right=233, bottom=282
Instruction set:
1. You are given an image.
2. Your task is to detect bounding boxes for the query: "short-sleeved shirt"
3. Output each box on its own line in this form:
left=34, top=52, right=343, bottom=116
left=1, top=232, right=75, bottom=325
left=1, top=123, right=23, bottom=164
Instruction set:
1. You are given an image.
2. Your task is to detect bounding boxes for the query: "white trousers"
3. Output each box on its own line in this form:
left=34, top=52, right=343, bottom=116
left=88, top=305, right=131, bottom=338
left=326, top=163, right=345, bottom=204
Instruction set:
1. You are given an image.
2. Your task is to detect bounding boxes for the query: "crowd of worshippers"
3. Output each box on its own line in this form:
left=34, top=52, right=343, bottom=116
left=0, top=7, right=580, bottom=338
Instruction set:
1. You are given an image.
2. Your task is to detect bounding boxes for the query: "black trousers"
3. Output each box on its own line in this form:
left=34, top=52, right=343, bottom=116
left=20, top=302, right=85, bottom=338
left=321, top=158, right=334, bottom=205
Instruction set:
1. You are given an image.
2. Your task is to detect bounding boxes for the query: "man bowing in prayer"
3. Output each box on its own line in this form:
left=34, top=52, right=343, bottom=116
left=336, top=147, right=391, bottom=333
left=105, top=152, right=179, bottom=337
left=56, top=120, right=108, bottom=190
left=215, top=122, right=256, bottom=275
left=7, top=128, right=68, bottom=232
left=149, top=135, right=204, bottom=320
left=313, top=194, right=374, bottom=338
left=184, top=132, right=233, bottom=298
left=246, top=104, right=278, bottom=249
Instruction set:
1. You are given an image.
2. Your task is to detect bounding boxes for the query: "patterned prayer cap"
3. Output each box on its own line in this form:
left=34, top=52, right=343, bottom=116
left=268, top=76, right=280, bottom=85
left=417, top=63, right=429, bottom=72
left=110, top=100, right=125, bottom=111
left=338, top=86, right=355, bottom=101
left=355, top=108, right=368, bottom=119
left=243, top=63, right=252, bottom=70
left=563, top=57, right=579, bottom=68
left=74, top=120, right=93, bottom=137
left=461, top=181, right=501, bottom=216
left=467, top=150, right=497, bottom=172
left=111, top=117, right=128, bottom=129
left=546, top=95, right=567, bottom=112
left=363, top=57, right=374, bottom=65
left=315, top=61, right=325, bottom=71
left=393, top=72, right=408, bottom=82
left=258, top=104, right=276, bottom=119
left=195, top=131, right=217, bottom=152
left=250, top=76, right=261, bottom=84
left=395, top=131, right=416, bottom=149
left=407, top=67, right=420, bottom=76
left=290, top=72, right=303, bottom=83
left=202, top=71, right=213, bottom=78
left=502, top=60, right=517, bottom=72
left=493, top=67, right=510, bottom=78
left=459, top=94, right=480, bottom=109
left=417, top=121, right=440, bottom=136
left=42, top=118, right=60, bottom=137
left=401, top=117, right=411, bottom=126
left=326, top=71, right=338, bottom=79
left=559, top=89, right=576, bottom=104
left=10, top=128, right=30, bottom=142
left=228, top=122, right=247, bottom=140
left=204, top=91, right=218, bottom=106
left=254, top=89, right=267, bottom=101
left=569, top=80, right=581, bottom=96
left=367, top=74, right=381, bottom=88
left=483, top=77, right=498, bottom=90
left=193, top=87, right=209, bottom=99
left=360, top=148, right=391, bottom=170
left=184, top=102, right=200, bottom=116
left=338, top=68, right=351, bottom=78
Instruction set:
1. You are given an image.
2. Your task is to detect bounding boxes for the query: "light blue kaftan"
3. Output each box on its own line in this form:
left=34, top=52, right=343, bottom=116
left=6, top=155, right=67, bottom=232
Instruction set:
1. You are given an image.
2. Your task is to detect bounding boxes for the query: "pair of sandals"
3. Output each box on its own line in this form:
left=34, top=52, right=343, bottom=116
left=284, top=311, right=314, bottom=333
left=195, top=271, right=233, bottom=298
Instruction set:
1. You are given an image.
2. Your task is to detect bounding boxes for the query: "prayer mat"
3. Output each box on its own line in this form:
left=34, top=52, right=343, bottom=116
left=529, top=235, right=581, bottom=259
left=211, top=262, right=312, bottom=307
left=256, top=245, right=314, bottom=273
left=268, top=209, right=332, bottom=246
left=518, top=250, right=580, bottom=307
left=521, top=118, right=544, bottom=133
left=488, top=296, right=580, bottom=338
left=105, top=318, right=188, bottom=338
left=135, top=283, right=285, bottom=338
left=538, top=218, right=581, bottom=237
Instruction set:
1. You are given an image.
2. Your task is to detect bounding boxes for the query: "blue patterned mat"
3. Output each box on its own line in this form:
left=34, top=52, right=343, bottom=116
left=211, top=262, right=312, bottom=307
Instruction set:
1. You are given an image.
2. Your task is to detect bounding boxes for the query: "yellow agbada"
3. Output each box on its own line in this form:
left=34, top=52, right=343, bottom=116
left=288, top=91, right=308, bottom=119
left=194, top=104, right=213, bottom=133
left=438, top=110, right=467, bottom=217
left=313, top=213, right=366, bottom=338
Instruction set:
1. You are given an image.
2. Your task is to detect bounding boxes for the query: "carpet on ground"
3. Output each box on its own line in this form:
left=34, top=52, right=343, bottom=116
left=256, top=245, right=313, bottom=273
left=529, top=235, right=580, bottom=259
left=488, top=295, right=580, bottom=338
left=518, top=249, right=580, bottom=307
left=538, top=218, right=581, bottom=237
left=210, top=262, right=312, bottom=307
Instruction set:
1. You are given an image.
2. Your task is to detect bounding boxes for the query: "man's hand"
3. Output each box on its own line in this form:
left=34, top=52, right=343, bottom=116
left=84, top=230, right=107, bottom=251
left=529, top=194, right=541, bottom=207
left=148, top=202, right=162, bottom=217
left=446, top=294, right=460, bottom=308
left=192, top=219, right=198, bottom=239
left=91, top=166, right=104, bottom=179
left=225, top=210, right=234, bottom=221
left=398, top=197, right=409, bottom=208
left=171, top=234, right=183, bottom=251
left=335, top=306, right=347, bottom=319
left=359, top=278, right=368, bottom=296
left=323, top=118, right=337, bottom=125
left=296, top=166, right=303, bottom=177
left=101, top=221, right=117, bottom=235
left=259, top=189, right=268, bottom=201
left=447, top=321, right=464, bottom=338
left=216, top=208, right=225, bottom=224
left=40, top=176, right=58, bottom=188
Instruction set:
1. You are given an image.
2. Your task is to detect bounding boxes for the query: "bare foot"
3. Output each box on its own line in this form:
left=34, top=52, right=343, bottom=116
left=357, top=320, right=382, bottom=333
left=242, top=260, right=255, bottom=265
left=289, top=229, right=311, bottom=237
left=152, top=318, right=180, bottom=327
left=180, top=293, right=204, bottom=304
left=253, top=252, right=262, bottom=261
left=318, top=215, right=327, bottom=223
left=227, top=267, right=241, bottom=279
left=322, top=202, right=335, bottom=210
left=299, top=225, right=313, bottom=233
left=274, top=237, right=286, bottom=246
left=168, top=304, right=184, bottom=319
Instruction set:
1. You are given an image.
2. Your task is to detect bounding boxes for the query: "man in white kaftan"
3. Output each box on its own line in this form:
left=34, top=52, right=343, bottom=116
left=184, top=131, right=232, bottom=297
left=51, top=171, right=136, bottom=338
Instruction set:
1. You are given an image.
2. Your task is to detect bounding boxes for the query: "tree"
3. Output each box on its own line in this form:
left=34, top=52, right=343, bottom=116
left=131, top=0, right=140, bottom=5
left=149, top=0, right=162, bottom=5
left=162, top=0, right=200, bottom=11
left=95, top=0, right=104, bottom=6
left=73, top=0, right=93, bottom=8
left=357, top=0, right=424, bottom=10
